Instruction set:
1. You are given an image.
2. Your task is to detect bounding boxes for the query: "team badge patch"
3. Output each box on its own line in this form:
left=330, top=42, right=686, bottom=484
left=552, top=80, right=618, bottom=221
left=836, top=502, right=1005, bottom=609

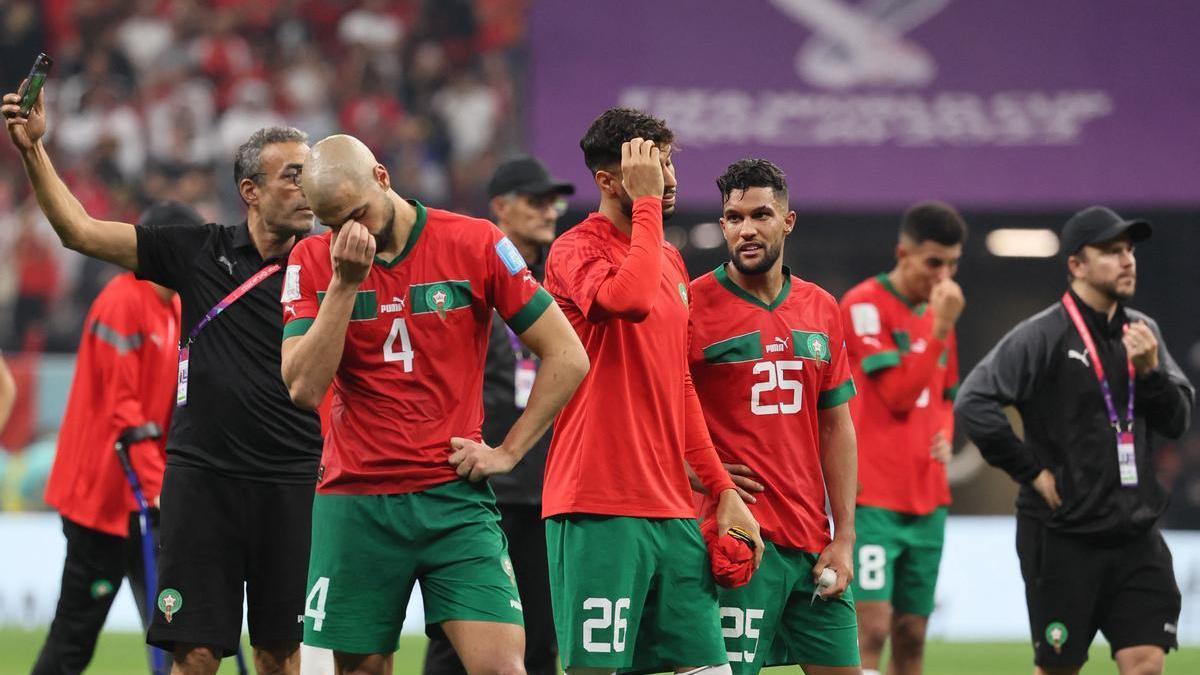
left=426, top=284, right=450, bottom=320
left=850, top=302, right=881, bottom=336
left=1045, top=621, right=1068, bottom=654
left=90, top=580, right=114, bottom=599
left=282, top=265, right=301, bottom=302
left=793, top=331, right=831, bottom=363
left=678, top=282, right=688, bottom=305
left=158, top=588, right=183, bottom=623
left=495, top=237, right=527, bottom=275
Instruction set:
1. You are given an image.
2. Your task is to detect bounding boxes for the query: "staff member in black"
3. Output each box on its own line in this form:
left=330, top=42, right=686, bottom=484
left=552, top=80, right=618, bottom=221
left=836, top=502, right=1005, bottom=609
left=955, top=206, right=1193, bottom=675
left=422, top=157, right=573, bottom=675
left=4, top=88, right=320, bottom=675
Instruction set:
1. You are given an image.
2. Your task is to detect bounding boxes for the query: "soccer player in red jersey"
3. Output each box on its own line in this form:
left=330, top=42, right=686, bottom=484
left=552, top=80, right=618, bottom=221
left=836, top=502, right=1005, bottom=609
left=690, top=159, right=861, bottom=675
left=33, top=203, right=192, bottom=675
left=280, top=135, right=588, bottom=675
left=541, top=108, right=761, bottom=674
left=839, top=203, right=967, bottom=675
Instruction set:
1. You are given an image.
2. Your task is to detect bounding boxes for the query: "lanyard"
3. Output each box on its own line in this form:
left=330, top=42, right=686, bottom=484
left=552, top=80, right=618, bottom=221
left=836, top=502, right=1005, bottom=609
left=1061, top=292, right=1135, bottom=432
left=176, top=263, right=280, bottom=407
left=182, top=263, right=281, bottom=349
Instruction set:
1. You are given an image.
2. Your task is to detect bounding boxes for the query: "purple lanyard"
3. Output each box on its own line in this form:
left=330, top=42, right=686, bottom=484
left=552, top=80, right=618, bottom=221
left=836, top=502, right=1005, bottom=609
left=1061, top=292, right=1135, bottom=431
left=182, top=263, right=281, bottom=349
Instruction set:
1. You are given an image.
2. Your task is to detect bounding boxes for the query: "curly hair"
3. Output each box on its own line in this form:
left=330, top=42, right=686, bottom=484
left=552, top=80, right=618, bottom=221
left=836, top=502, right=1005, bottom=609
left=900, top=201, right=968, bottom=246
left=579, top=108, right=674, bottom=173
left=716, top=158, right=788, bottom=204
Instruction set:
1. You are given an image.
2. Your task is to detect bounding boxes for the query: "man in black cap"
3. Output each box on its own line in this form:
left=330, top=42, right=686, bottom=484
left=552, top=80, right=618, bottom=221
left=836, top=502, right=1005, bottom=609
left=955, top=206, right=1193, bottom=675
left=422, top=157, right=573, bottom=675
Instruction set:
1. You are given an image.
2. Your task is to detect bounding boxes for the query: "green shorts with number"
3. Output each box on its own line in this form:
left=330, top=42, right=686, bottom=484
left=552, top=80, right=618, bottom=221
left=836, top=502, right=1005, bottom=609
left=546, top=515, right=727, bottom=672
left=302, top=480, right=523, bottom=654
left=718, top=541, right=860, bottom=674
left=852, top=506, right=947, bottom=617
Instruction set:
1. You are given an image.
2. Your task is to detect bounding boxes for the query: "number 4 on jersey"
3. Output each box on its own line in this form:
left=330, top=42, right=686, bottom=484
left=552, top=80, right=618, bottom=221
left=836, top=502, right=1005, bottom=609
left=383, top=318, right=414, bottom=372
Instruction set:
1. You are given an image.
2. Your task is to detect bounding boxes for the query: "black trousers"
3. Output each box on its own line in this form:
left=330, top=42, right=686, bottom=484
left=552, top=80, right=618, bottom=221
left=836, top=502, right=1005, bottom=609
left=422, top=503, right=558, bottom=675
left=32, top=513, right=165, bottom=675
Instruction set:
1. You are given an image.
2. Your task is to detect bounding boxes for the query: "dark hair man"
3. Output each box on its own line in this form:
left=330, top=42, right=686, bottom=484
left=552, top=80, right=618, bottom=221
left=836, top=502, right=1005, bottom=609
left=31, top=202, right=194, bottom=675
left=281, top=135, right=588, bottom=675
left=955, top=207, right=1192, bottom=675
left=541, top=108, right=761, bottom=674
left=839, top=202, right=967, bottom=675
left=3, top=88, right=321, bottom=675
left=422, top=156, right=574, bottom=675
left=689, top=159, right=861, bottom=675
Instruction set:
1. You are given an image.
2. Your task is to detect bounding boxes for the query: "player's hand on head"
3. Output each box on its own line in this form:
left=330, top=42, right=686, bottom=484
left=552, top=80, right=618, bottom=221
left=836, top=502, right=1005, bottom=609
left=930, top=278, right=965, bottom=328
left=330, top=220, right=375, bottom=286
left=716, top=488, right=764, bottom=568
left=724, top=463, right=764, bottom=504
left=619, top=137, right=665, bottom=202
left=2, top=85, right=47, bottom=151
left=813, top=537, right=853, bottom=599
left=930, top=431, right=952, bottom=465
left=448, top=437, right=517, bottom=482
left=1031, top=468, right=1062, bottom=510
left=1123, top=321, right=1159, bottom=375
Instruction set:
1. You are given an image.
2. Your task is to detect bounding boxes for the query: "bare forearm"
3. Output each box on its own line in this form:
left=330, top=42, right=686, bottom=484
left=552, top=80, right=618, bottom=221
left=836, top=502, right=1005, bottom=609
left=282, top=281, right=356, bottom=409
left=820, top=406, right=858, bottom=540
left=0, top=363, right=15, bottom=431
left=21, top=142, right=137, bottom=269
left=499, top=346, right=587, bottom=461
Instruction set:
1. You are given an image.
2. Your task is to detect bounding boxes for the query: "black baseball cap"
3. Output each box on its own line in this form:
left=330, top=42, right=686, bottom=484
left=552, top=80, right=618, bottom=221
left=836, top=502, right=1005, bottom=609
left=487, top=157, right=575, bottom=199
left=1060, top=206, right=1151, bottom=256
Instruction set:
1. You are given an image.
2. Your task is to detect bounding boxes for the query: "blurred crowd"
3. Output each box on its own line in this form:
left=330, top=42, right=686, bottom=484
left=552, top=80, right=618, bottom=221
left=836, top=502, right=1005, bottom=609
left=0, top=0, right=529, bottom=352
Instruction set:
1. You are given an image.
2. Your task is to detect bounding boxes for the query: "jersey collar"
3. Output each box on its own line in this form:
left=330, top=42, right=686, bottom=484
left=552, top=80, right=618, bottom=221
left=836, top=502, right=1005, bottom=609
left=375, top=200, right=428, bottom=268
left=713, top=263, right=792, bottom=311
left=875, top=272, right=927, bottom=317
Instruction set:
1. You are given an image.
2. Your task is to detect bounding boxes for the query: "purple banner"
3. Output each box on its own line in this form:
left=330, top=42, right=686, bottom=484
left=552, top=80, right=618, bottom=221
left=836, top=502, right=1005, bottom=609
left=530, top=0, right=1200, bottom=209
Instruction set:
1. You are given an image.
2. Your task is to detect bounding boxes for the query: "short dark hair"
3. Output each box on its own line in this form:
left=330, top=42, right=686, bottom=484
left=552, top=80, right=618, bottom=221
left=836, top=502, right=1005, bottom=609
left=717, top=158, right=788, bottom=204
left=233, top=127, right=308, bottom=186
left=580, top=108, right=674, bottom=174
left=900, top=201, right=968, bottom=246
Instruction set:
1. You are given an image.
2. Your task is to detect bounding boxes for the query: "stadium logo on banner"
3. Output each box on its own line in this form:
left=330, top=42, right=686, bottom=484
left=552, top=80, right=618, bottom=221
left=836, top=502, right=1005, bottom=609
left=767, top=0, right=950, bottom=89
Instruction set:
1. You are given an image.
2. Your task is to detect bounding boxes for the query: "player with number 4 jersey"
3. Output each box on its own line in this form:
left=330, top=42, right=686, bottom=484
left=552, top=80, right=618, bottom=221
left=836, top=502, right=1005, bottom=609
left=690, top=160, right=861, bottom=675
left=280, top=135, right=588, bottom=675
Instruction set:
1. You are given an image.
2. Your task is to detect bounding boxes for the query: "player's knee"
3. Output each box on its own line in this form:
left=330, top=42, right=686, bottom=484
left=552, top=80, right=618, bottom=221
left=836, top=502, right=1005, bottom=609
left=470, top=655, right=525, bottom=675
left=171, top=644, right=221, bottom=673
left=891, top=615, right=929, bottom=653
left=1117, top=653, right=1164, bottom=675
left=252, top=641, right=299, bottom=674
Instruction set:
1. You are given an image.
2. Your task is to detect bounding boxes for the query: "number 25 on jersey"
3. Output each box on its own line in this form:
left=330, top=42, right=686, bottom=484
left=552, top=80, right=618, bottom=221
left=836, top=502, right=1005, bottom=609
left=750, top=360, right=803, bottom=416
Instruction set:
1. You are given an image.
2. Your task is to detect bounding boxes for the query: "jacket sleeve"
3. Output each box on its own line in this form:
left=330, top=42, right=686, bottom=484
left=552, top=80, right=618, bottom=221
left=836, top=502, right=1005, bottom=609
left=1136, top=316, right=1194, bottom=440
left=954, top=317, right=1050, bottom=484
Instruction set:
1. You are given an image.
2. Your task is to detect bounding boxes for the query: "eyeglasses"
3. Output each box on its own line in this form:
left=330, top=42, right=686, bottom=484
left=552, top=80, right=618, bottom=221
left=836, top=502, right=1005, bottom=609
left=514, top=193, right=568, bottom=216
left=251, top=169, right=303, bottom=188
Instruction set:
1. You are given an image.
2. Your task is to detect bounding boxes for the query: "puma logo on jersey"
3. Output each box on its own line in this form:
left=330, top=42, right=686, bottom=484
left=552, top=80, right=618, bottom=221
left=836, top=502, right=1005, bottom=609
left=217, top=255, right=236, bottom=276
left=766, top=336, right=790, bottom=353
left=1068, top=348, right=1090, bottom=368
left=381, top=296, right=406, bottom=313
left=912, top=338, right=928, bottom=354
left=284, top=304, right=298, bottom=317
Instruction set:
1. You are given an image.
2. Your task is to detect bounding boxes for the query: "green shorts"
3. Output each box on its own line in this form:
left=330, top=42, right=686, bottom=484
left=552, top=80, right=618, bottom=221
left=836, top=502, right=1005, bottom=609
left=302, top=480, right=523, bottom=654
left=546, top=515, right=727, bottom=672
left=718, top=541, right=860, bottom=674
left=852, top=506, right=947, bottom=616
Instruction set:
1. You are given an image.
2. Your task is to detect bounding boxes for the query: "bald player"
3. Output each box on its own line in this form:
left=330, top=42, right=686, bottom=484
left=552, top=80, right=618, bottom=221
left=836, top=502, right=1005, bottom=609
left=280, top=135, right=589, bottom=675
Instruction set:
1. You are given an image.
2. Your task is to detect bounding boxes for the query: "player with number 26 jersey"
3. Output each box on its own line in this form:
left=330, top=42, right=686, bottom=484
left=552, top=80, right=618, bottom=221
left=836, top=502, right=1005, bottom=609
left=283, top=200, right=553, bottom=495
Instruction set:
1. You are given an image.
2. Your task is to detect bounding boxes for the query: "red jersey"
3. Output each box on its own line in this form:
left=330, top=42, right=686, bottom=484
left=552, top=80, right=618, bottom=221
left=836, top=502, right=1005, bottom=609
left=542, top=202, right=733, bottom=519
left=283, top=201, right=551, bottom=495
left=841, top=274, right=959, bottom=515
left=44, top=273, right=180, bottom=537
left=690, top=266, right=856, bottom=552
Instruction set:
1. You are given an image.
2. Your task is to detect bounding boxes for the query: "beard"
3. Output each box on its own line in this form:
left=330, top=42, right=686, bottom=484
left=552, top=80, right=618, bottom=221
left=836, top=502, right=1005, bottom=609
left=730, top=240, right=783, bottom=276
left=373, top=198, right=397, bottom=253
left=618, top=190, right=675, bottom=221
left=1096, top=276, right=1136, bottom=301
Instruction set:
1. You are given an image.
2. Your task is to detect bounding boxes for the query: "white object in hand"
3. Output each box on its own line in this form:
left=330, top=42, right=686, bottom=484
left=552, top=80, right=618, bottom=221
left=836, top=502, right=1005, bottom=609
left=818, top=567, right=837, bottom=589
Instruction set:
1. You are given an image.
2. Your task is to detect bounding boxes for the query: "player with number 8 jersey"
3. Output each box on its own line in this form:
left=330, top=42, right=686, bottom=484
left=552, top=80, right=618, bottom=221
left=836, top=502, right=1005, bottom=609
left=280, top=135, right=588, bottom=670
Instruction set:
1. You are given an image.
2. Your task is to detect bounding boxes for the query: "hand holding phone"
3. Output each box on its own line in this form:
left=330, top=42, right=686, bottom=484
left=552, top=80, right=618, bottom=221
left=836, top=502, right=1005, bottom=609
left=3, top=53, right=52, bottom=151
left=18, top=53, right=53, bottom=117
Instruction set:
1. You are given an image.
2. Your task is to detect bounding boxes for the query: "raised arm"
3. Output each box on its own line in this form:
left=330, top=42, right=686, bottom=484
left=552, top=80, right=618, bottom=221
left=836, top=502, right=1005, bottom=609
left=3, top=89, right=138, bottom=270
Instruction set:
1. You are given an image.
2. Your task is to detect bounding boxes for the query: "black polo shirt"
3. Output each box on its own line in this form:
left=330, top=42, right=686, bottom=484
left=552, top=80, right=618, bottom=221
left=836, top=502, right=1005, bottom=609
left=135, top=220, right=321, bottom=483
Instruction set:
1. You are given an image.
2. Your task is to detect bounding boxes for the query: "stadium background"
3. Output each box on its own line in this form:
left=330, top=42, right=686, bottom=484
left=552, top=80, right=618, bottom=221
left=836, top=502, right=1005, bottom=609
left=0, top=0, right=1197, bottom=670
